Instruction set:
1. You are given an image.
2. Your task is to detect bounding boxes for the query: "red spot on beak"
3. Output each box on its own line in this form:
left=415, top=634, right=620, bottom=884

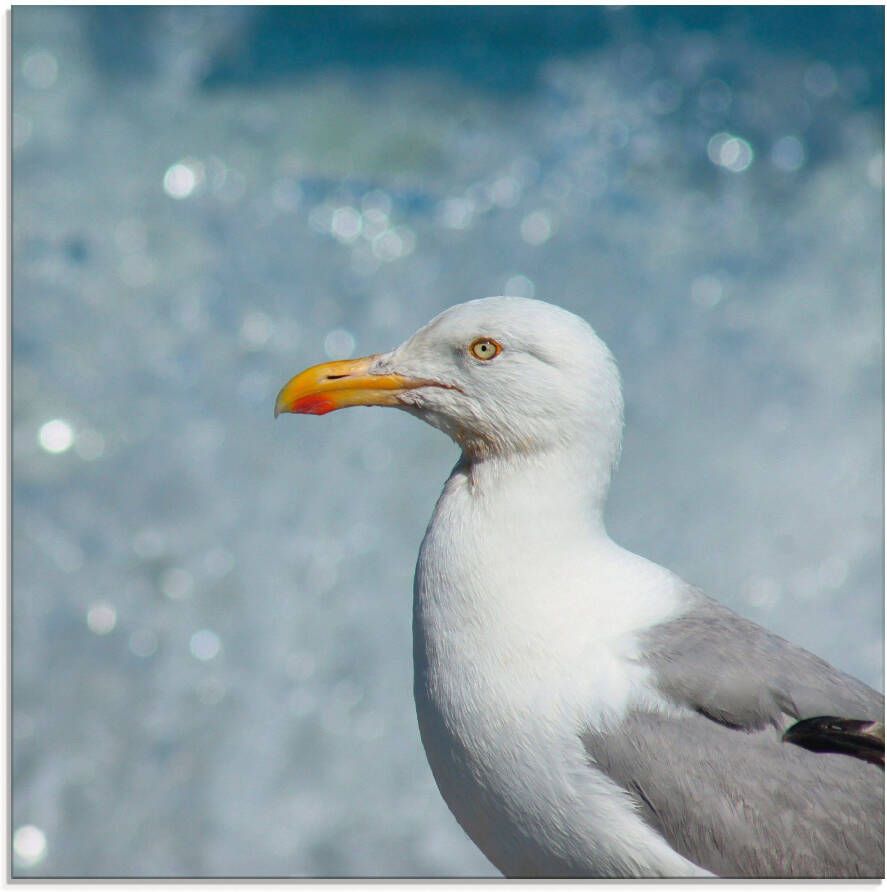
left=293, top=394, right=337, bottom=415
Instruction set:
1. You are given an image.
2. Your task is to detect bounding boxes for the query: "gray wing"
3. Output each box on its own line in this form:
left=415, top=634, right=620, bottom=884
left=582, top=592, right=885, bottom=878
left=640, top=591, right=883, bottom=728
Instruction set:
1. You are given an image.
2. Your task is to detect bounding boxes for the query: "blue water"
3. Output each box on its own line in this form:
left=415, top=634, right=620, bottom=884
left=12, top=6, right=884, bottom=877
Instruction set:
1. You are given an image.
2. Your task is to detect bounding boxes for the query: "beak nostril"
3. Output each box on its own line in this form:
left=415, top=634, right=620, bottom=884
left=325, top=373, right=348, bottom=380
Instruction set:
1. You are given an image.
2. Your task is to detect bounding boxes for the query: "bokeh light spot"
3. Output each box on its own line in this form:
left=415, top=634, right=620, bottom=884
left=361, top=189, right=392, bottom=216
left=86, top=602, right=117, bottom=635
left=129, top=628, right=159, bottom=658
left=74, top=428, right=106, bottom=461
left=240, top=311, right=273, bottom=350
left=13, top=825, right=47, bottom=868
left=504, top=275, right=535, bottom=299
left=372, top=226, right=415, bottom=262
left=323, top=329, right=355, bottom=359
left=690, top=274, right=724, bottom=309
left=132, top=528, right=167, bottom=561
left=161, top=567, right=194, bottom=601
left=22, top=50, right=58, bottom=89
left=804, top=62, right=838, bottom=98
left=204, top=547, right=235, bottom=578
left=38, top=419, right=73, bottom=454
left=331, top=206, right=363, bottom=243
left=707, top=132, right=754, bottom=173
left=190, top=628, right=221, bottom=661
left=438, top=197, right=474, bottom=230
left=490, top=176, right=521, bottom=208
left=770, top=136, right=806, bottom=173
left=520, top=210, right=553, bottom=246
left=163, top=159, right=204, bottom=199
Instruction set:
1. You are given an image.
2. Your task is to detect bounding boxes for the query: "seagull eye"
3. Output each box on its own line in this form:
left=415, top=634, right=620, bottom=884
left=469, top=338, right=502, bottom=361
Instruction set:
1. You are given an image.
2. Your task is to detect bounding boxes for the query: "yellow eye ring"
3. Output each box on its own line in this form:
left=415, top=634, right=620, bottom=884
left=469, top=338, right=503, bottom=361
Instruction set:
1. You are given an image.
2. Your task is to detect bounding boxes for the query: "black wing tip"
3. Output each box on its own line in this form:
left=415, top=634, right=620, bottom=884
left=783, top=716, right=884, bottom=768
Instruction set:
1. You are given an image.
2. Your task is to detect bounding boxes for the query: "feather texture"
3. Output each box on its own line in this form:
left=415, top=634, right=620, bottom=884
left=582, top=592, right=884, bottom=877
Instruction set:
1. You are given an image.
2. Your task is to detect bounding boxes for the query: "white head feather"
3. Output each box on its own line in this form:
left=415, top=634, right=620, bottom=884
left=374, top=297, right=624, bottom=480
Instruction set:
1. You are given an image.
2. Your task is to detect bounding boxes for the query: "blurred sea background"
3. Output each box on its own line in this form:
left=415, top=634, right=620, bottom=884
left=11, top=5, right=884, bottom=878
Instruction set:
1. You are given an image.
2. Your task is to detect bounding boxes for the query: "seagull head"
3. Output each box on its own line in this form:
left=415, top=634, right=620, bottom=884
left=276, top=297, right=623, bottom=466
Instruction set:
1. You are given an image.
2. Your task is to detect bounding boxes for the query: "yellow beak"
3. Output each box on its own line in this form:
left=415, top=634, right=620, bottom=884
left=275, top=354, right=430, bottom=417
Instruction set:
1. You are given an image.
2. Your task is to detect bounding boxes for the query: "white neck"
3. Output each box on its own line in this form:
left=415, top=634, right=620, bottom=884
left=413, top=431, right=687, bottom=676
left=457, top=441, right=614, bottom=537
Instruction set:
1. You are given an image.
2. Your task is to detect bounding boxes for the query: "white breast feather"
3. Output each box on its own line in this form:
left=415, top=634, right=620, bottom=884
left=413, top=460, right=711, bottom=877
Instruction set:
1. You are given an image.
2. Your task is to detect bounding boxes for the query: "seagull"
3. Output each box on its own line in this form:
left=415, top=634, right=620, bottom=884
left=275, top=297, right=884, bottom=878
